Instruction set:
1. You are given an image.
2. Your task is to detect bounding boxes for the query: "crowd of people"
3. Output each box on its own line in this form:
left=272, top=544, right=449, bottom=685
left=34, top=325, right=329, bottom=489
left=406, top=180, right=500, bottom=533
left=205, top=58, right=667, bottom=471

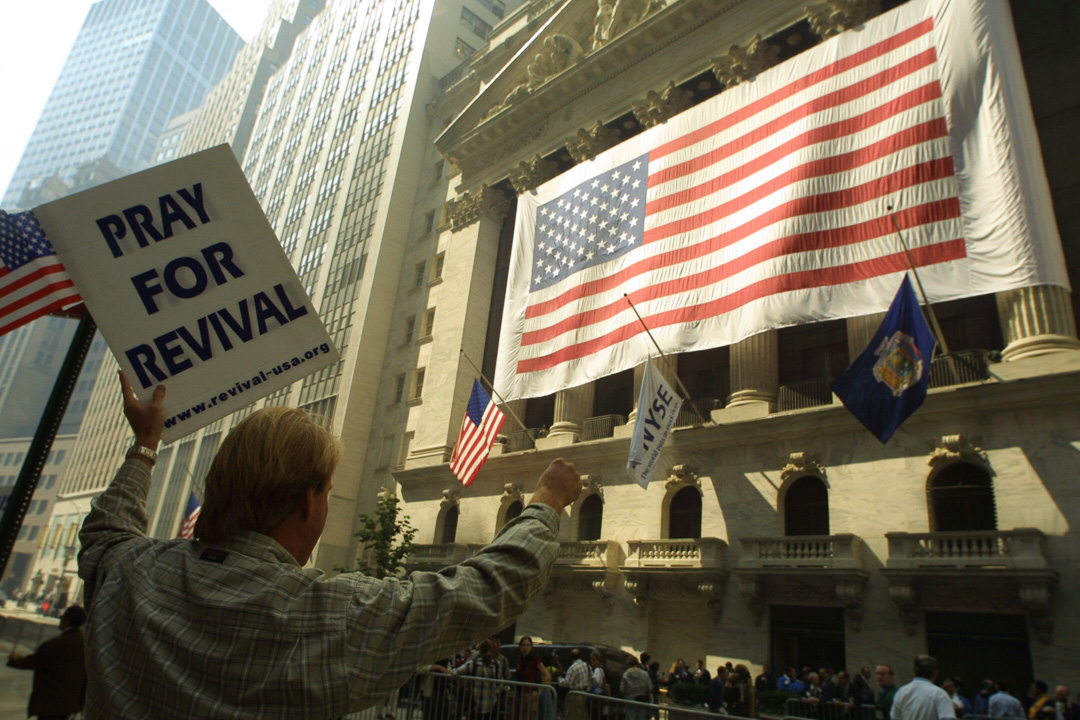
left=420, top=644, right=1080, bottom=720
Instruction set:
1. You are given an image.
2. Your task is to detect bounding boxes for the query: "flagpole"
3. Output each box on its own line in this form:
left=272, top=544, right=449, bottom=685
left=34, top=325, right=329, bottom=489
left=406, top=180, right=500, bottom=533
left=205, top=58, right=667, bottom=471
left=886, top=206, right=952, bottom=356
left=459, top=349, right=535, bottom=444
left=621, top=294, right=708, bottom=425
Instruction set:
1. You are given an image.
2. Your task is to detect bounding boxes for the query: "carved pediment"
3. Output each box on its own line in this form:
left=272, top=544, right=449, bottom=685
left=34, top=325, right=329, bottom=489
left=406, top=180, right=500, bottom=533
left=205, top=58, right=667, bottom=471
left=440, top=488, right=460, bottom=509
left=664, top=464, right=700, bottom=491
left=780, top=451, right=825, bottom=482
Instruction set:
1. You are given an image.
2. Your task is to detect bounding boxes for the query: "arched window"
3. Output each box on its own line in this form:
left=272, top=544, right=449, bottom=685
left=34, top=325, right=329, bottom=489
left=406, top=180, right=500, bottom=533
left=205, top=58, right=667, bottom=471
left=439, top=506, right=459, bottom=544
left=669, top=487, right=701, bottom=539
left=578, top=494, right=603, bottom=541
left=505, top=500, right=523, bottom=525
left=928, top=463, right=996, bottom=531
left=784, top=476, right=829, bottom=536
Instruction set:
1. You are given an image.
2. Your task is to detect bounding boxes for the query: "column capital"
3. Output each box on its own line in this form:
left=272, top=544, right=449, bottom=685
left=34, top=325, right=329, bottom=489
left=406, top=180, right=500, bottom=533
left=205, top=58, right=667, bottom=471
left=565, top=121, right=622, bottom=164
left=710, top=34, right=781, bottom=87
left=631, top=81, right=694, bottom=129
left=807, top=0, right=883, bottom=40
left=508, top=154, right=560, bottom=195
left=445, top=185, right=511, bottom=231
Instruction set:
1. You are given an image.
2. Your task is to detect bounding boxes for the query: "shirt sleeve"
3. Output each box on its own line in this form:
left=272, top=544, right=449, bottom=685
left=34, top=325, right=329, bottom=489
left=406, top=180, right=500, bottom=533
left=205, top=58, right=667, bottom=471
left=937, top=690, right=957, bottom=720
left=340, top=503, right=560, bottom=709
left=77, top=458, right=155, bottom=609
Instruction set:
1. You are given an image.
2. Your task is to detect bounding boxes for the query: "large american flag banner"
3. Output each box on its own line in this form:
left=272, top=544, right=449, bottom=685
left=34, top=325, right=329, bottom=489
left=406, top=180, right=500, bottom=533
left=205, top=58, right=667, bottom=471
left=494, top=0, right=1067, bottom=401
left=0, top=210, right=82, bottom=337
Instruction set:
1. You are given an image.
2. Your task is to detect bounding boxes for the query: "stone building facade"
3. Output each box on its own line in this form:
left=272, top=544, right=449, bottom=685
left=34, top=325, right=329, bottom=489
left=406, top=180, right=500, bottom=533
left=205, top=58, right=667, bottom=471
left=388, top=0, right=1080, bottom=691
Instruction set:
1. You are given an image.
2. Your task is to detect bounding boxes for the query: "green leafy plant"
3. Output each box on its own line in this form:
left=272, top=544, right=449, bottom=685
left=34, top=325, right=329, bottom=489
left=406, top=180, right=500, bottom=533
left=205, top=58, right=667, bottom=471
left=349, top=493, right=419, bottom=578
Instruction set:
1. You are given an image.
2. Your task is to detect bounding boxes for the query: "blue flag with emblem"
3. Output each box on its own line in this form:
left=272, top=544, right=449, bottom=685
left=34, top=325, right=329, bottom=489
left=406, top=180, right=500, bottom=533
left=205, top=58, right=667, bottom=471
left=832, top=276, right=936, bottom=443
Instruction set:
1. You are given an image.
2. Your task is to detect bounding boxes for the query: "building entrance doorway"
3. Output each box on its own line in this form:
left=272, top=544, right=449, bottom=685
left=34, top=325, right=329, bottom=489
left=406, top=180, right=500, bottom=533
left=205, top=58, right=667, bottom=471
left=926, top=612, right=1032, bottom=695
left=770, top=605, right=845, bottom=673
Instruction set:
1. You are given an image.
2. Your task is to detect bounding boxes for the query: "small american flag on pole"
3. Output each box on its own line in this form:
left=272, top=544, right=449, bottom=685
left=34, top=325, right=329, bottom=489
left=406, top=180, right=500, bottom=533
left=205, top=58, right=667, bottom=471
left=449, top=380, right=506, bottom=486
left=178, top=492, right=201, bottom=539
left=494, top=0, right=1067, bottom=401
left=0, top=210, right=81, bottom=337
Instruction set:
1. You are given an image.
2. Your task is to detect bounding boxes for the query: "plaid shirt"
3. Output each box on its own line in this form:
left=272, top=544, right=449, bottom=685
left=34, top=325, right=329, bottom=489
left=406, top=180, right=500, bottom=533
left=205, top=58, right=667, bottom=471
left=79, top=459, right=560, bottom=719
left=560, top=659, right=591, bottom=690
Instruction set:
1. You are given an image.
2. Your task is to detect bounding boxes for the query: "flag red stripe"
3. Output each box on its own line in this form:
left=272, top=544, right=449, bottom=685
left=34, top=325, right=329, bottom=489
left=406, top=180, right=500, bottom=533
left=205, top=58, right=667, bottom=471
left=648, top=80, right=943, bottom=210
left=526, top=158, right=956, bottom=320
left=0, top=264, right=73, bottom=301
left=459, top=412, right=504, bottom=486
left=454, top=405, right=497, bottom=465
left=516, top=239, right=966, bottom=373
left=651, top=18, right=935, bottom=161
left=521, top=199, right=961, bottom=346
left=0, top=279, right=78, bottom=318
left=0, top=294, right=83, bottom=336
left=644, top=118, right=949, bottom=245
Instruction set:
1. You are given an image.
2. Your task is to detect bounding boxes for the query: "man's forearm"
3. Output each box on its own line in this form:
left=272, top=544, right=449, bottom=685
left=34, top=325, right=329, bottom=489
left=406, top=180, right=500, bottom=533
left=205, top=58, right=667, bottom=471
left=78, top=458, right=153, bottom=603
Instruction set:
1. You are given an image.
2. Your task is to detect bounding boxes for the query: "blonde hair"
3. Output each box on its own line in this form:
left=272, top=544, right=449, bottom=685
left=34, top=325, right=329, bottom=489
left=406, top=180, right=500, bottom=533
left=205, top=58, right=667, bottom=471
left=194, top=406, right=341, bottom=543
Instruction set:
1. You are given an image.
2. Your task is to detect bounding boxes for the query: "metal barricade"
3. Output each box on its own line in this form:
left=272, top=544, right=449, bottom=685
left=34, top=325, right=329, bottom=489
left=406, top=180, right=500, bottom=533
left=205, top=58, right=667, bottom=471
left=566, top=689, right=757, bottom=720
left=342, top=670, right=559, bottom=720
left=784, top=698, right=871, bottom=720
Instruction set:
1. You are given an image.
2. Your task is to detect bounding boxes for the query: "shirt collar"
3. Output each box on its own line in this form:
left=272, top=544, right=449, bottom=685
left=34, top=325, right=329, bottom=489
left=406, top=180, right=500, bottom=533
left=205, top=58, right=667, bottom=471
left=202, top=530, right=301, bottom=566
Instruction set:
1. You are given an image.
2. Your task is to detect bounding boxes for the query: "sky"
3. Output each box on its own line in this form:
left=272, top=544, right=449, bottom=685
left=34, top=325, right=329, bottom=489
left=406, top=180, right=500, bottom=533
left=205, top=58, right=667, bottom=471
left=0, top=0, right=274, bottom=200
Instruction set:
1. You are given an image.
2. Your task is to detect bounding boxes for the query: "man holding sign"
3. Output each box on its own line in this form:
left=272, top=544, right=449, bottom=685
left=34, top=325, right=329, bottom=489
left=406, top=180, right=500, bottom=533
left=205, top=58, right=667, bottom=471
left=77, top=374, right=582, bottom=718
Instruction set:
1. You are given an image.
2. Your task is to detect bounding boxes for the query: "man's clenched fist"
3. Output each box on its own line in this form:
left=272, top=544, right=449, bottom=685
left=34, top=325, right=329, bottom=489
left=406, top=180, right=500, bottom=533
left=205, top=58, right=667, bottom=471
left=529, top=458, right=582, bottom=515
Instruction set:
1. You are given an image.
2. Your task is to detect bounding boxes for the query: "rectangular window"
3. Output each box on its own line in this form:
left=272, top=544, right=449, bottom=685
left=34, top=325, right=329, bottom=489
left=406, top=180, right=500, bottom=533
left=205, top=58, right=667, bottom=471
left=433, top=160, right=443, bottom=181
left=424, top=210, right=435, bottom=235
left=459, top=7, right=492, bottom=40
left=411, top=368, right=425, bottom=401
left=430, top=252, right=444, bottom=283
left=414, top=262, right=426, bottom=288
left=404, top=316, right=416, bottom=344
left=454, top=37, right=476, bottom=60
left=474, top=0, right=505, bottom=18
left=422, top=308, right=436, bottom=339
left=394, top=374, right=406, bottom=404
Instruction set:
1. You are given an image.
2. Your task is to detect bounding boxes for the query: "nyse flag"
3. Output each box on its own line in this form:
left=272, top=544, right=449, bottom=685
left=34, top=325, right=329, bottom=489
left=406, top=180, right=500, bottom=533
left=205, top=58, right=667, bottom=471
left=0, top=210, right=81, bottom=337
left=494, top=0, right=1068, bottom=401
left=833, top=276, right=936, bottom=443
left=627, top=358, right=683, bottom=489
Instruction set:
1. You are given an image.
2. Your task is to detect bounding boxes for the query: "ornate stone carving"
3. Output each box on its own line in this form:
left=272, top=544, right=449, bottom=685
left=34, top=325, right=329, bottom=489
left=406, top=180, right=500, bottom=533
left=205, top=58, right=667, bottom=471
left=807, top=0, right=883, bottom=40
left=487, top=34, right=584, bottom=118
left=780, top=451, right=826, bottom=483
left=928, top=434, right=990, bottom=471
left=631, top=82, right=694, bottom=128
left=737, top=575, right=765, bottom=626
left=624, top=578, right=649, bottom=616
left=698, top=581, right=724, bottom=621
left=376, top=487, right=395, bottom=502
left=710, top=35, right=781, bottom=87
left=580, top=474, right=604, bottom=498
left=509, top=154, right=560, bottom=195
left=835, top=581, right=864, bottom=631
left=565, top=121, right=622, bottom=163
left=665, top=465, right=700, bottom=491
left=502, top=482, right=525, bottom=505
left=445, top=185, right=511, bottom=231
left=591, top=0, right=668, bottom=51
left=886, top=580, right=920, bottom=635
left=440, top=488, right=460, bottom=509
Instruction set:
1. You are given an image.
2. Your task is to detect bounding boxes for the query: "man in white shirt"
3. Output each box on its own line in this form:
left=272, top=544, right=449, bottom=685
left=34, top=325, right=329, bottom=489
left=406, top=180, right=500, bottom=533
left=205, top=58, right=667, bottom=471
left=890, top=655, right=956, bottom=720
left=988, top=682, right=1026, bottom=719
left=560, top=649, right=592, bottom=720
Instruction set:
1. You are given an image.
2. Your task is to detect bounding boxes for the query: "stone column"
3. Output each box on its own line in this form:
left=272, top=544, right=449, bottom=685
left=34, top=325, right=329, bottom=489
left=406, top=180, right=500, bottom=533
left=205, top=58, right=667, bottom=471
left=717, top=331, right=778, bottom=420
left=846, top=312, right=886, bottom=363
left=538, top=383, right=595, bottom=448
left=406, top=186, right=510, bottom=468
left=996, top=285, right=1080, bottom=361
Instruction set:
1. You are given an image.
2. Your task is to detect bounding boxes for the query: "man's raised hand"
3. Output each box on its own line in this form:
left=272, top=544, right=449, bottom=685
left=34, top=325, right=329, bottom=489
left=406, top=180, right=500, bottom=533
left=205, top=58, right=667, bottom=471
left=119, top=370, right=166, bottom=449
left=529, top=458, right=583, bottom=515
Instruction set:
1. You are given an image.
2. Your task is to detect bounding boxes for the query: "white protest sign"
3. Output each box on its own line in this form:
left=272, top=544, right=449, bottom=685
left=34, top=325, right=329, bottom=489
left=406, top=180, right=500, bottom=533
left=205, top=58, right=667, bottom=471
left=626, top=357, right=683, bottom=489
left=35, top=145, right=339, bottom=443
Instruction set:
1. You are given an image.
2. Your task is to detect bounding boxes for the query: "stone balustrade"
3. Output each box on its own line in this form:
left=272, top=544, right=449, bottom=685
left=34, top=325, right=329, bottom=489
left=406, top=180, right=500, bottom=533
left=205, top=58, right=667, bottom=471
left=885, top=529, right=1051, bottom=571
left=625, top=537, right=728, bottom=569
left=737, top=534, right=866, bottom=571
left=556, top=540, right=622, bottom=568
left=407, top=543, right=474, bottom=567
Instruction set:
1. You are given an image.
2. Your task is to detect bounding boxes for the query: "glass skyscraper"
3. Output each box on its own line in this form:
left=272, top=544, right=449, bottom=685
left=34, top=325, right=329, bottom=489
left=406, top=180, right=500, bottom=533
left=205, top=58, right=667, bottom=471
left=1, top=0, right=244, bottom=209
